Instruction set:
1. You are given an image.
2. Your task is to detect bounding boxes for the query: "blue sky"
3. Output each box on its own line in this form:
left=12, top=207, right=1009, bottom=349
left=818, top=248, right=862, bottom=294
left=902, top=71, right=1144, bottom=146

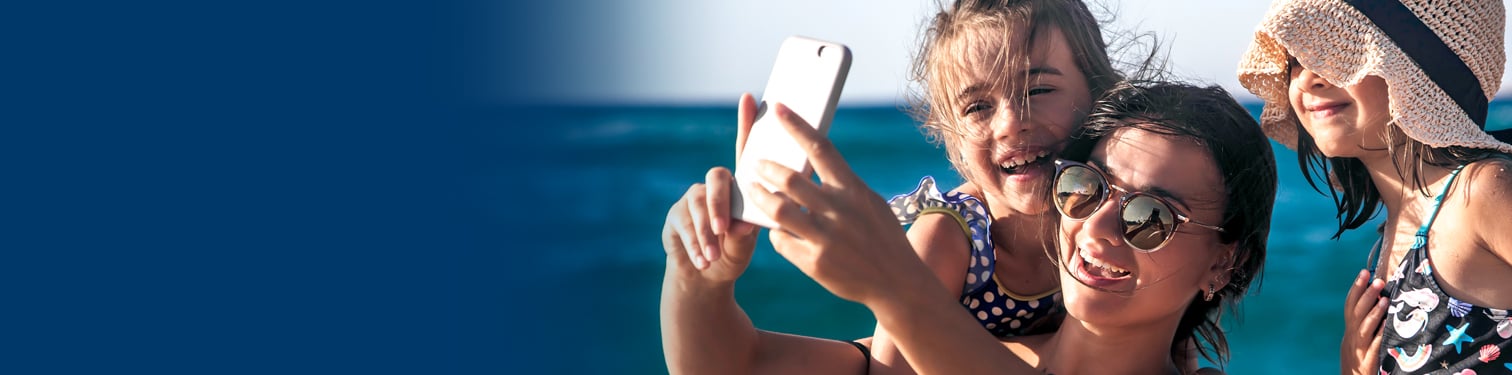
left=502, top=0, right=1512, bottom=105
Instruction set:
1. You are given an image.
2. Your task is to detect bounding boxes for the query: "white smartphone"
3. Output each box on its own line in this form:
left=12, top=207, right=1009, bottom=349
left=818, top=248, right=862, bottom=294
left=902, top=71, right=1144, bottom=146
left=730, top=36, right=852, bottom=229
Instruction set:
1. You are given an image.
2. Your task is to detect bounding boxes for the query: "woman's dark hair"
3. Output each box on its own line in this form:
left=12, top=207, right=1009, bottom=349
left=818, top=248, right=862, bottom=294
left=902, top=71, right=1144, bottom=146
left=1064, top=80, right=1278, bottom=366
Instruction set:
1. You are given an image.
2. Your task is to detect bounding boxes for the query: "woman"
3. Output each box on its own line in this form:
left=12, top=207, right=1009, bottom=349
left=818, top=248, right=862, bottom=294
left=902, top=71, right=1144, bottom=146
left=661, top=0, right=1125, bottom=373
left=746, top=80, right=1276, bottom=373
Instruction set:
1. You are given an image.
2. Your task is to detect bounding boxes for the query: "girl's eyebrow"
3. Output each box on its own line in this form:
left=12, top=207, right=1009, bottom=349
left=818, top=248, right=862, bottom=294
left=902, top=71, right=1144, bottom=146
left=1027, top=66, right=1062, bottom=76
left=955, top=67, right=1061, bottom=104
left=956, top=83, right=988, bottom=103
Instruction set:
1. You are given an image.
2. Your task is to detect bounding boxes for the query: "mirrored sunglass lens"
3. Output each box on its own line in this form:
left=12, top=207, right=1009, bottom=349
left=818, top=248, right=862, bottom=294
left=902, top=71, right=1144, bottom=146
left=1054, top=166, right=1104, bottom=219
left=1122, top=196, right=1175, bottom=250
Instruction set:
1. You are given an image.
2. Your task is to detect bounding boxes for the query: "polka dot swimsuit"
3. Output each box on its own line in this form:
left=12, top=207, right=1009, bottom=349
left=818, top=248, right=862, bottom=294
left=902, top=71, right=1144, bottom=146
left=888, top=176, right=1063, bottom=338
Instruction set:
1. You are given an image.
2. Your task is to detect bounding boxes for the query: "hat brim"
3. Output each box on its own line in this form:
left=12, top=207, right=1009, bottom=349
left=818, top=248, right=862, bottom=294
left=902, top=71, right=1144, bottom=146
left=1235, top=0, right=1512, bottom=154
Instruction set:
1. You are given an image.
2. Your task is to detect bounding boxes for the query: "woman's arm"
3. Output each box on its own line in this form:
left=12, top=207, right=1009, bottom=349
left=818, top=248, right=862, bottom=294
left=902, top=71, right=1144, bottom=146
left=747, top=102, right=1039, bottom=374
left=866, top=269, right=1037, bottom=374
left=660, top=177, right=762, bottom=375
left=660, top=93, right=873, bottom=375
left=867, top=213, right=972, bottom=375
left=661, top=183, right=873, bottom=375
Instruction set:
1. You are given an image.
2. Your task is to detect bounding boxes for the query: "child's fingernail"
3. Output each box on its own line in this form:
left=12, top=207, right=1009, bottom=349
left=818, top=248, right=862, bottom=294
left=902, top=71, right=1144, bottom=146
left=691, top=254, right=707, bottom=269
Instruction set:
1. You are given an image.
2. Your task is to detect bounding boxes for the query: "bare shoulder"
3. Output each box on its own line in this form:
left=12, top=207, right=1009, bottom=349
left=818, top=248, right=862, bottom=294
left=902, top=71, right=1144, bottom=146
left=1456, top=158, right=1512, bottom=222
left=905, top=186, right=974, bottom=296
left=1459, top=157, right=1512, bottom=197
left=1456, top=157, right=1512, bottom=260
left=907, top=213, right=971, bottom=258
left=908, top=180, right=978, bottom=261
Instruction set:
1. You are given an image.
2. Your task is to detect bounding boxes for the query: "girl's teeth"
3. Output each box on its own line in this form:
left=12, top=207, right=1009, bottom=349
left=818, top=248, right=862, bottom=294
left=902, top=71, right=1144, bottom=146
left=1001, top=153, right=1050, bottom=169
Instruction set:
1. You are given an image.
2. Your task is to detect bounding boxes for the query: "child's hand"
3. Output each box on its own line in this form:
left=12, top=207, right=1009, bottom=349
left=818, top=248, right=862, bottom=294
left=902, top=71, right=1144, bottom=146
left=1340, top=269, right=1386, bottom=375
left=742, top=102, right=925, bottom=306
left=659, top=93, right=761, bottom=284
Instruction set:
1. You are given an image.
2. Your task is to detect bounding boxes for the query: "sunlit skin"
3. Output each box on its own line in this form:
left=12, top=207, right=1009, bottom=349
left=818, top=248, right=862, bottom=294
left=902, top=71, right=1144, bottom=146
left=1286, top=57, right=1394, bottom=160
left=990, top=126, right=1235, bottom=375
left=1287, top=57, right=1512, bottom=375
left=953, top=25, right=1092, bottom=220
left=1057, top=127, right=1230, bottom=325
left=948, top=24, right=1092, bottom=299
left=1286, top=58, right=1512, bottom=303
left=658, top=21, right=1100, bottom=375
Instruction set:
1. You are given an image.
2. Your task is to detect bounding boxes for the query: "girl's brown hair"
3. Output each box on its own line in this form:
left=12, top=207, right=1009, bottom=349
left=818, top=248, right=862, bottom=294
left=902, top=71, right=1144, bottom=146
left=907, top=0, right=1124, bottom=175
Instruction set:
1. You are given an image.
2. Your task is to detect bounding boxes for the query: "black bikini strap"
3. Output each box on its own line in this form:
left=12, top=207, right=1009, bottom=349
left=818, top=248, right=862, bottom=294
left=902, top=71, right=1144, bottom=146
left=847, top=340, right=872, bottom=373
left=1342, top=0, right=1488, bottom=127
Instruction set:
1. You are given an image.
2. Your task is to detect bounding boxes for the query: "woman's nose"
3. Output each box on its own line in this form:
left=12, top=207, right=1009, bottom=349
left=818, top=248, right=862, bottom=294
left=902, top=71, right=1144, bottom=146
left=1082, top=192, right=1126, bottom=249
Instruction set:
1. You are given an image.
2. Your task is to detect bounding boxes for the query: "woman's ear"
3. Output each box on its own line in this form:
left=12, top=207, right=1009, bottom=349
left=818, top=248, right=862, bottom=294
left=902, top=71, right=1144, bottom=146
left=1207, top=242, right=1238, bottom=288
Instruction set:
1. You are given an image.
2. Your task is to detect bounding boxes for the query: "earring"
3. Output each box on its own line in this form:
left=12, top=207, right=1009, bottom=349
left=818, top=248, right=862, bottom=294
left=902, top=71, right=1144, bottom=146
left=1203, top=282, right=1216, bottom=302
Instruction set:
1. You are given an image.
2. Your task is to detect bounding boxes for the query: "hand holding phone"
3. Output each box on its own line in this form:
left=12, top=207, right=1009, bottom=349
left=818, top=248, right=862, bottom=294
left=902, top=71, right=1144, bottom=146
left=730, top=36, right=852, bottom=229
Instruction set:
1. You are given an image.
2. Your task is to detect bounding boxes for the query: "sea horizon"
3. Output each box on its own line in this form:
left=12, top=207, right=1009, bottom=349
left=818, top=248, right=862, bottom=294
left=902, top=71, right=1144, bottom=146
left=495, top=99, right=1512, bottom=373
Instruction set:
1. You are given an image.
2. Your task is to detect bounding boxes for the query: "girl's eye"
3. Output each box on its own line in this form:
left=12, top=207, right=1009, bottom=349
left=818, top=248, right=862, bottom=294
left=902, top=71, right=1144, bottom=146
left=963, top=102, right=991, bottom=116
left=1286, top=56, right=1301, bottom=68
left=1028, top=87, right=1055, bottom=96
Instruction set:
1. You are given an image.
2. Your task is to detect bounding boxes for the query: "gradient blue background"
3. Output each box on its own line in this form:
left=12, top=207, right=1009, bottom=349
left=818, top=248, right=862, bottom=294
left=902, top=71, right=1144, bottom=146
left=5, top=1, right=552, bottom=373
left=9, top=1, right=1510, bottom=374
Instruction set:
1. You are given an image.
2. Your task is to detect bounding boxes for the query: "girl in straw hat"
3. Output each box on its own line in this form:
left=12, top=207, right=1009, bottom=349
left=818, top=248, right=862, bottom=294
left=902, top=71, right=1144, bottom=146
left=1238, top=0, right=1512, bottom=373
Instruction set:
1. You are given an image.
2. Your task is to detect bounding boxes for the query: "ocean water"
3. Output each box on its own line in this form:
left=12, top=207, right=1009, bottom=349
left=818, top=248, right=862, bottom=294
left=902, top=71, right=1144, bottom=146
left=499, top=101, right=1512, bottom=373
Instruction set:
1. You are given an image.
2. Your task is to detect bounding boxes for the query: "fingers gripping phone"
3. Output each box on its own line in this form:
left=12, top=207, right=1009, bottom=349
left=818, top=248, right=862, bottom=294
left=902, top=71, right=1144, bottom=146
left=730, top=36, right=852, bottom=229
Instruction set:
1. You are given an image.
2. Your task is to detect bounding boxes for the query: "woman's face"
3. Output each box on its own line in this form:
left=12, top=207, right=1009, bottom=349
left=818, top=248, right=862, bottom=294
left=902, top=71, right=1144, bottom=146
left=951, top=24, right=1093, bottom=216
left=1286, top=57, right=1394, bottom=158
left=1058, top=127, right=1233, bottom=328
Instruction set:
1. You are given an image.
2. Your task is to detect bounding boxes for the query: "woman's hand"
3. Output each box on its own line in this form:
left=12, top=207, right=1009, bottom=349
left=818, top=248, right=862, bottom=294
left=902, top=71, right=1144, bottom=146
left=661, top=93, right=762, bottom=285
left=1340, top=269, right=1387, bottom=375
left=663, top=169, right=760, bottom=283
left=742, top=102, right=930, bottom=306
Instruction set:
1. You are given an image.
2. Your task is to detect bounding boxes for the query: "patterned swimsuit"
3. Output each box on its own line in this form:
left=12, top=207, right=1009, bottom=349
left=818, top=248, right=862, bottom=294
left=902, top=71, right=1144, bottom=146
left=1372, top=165, right=1512, bottom=373
left=888, top=176, right=1062, bottom=338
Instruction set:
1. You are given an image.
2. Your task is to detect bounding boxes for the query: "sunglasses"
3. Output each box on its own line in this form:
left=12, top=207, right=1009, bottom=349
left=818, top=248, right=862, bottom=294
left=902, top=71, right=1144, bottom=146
left=1051, top=159, right=1225, bottom=252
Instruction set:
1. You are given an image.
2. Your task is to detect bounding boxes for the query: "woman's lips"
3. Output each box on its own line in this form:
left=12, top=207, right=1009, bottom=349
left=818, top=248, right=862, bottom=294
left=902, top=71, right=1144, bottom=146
left=1071, top=246, right=1133, bottom=290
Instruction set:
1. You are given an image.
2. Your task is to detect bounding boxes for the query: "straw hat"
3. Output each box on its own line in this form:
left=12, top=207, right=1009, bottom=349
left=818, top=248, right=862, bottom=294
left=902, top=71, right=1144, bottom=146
left=1236, top=0, right=1512, bottom=153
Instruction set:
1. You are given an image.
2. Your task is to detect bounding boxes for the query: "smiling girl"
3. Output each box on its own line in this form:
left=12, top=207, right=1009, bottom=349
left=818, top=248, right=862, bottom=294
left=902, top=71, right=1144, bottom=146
left=1238, top=0, right=1512, bottom=373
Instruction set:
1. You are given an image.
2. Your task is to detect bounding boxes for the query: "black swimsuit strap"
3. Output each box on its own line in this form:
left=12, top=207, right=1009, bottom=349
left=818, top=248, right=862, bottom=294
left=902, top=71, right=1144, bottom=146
left=847, top=340, right=871, bottom=374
